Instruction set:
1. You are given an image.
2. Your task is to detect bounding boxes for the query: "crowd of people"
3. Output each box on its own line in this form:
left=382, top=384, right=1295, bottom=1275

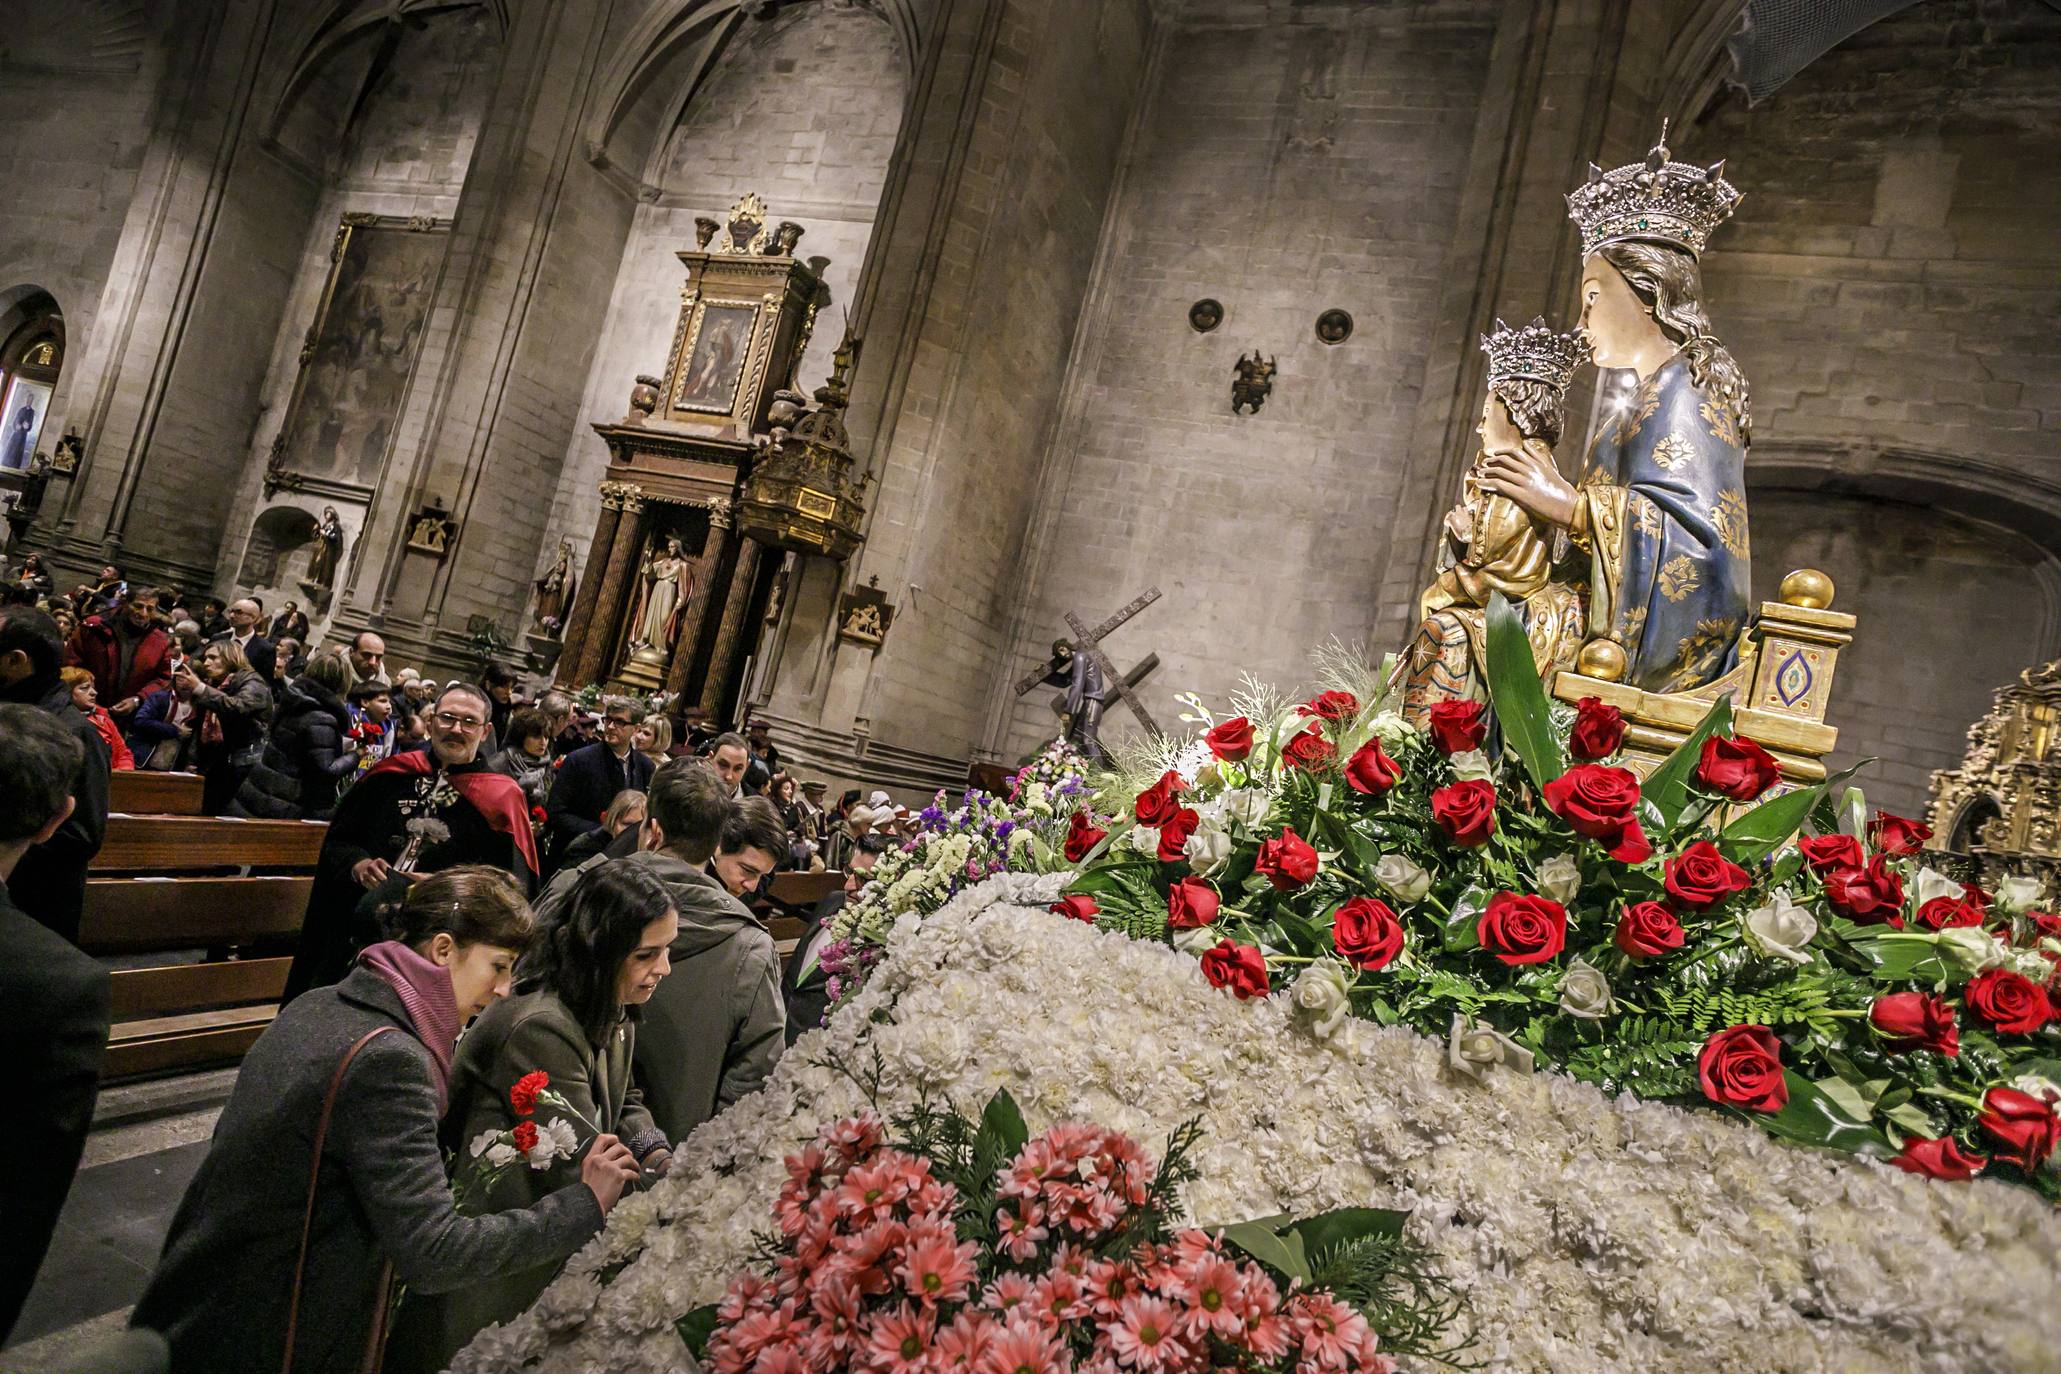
left=0, top=553, right=929, bottom=1370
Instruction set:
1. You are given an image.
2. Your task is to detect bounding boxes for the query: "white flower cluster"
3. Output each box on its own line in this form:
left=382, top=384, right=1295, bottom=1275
left=456, top=875, right=2061, bottom=1374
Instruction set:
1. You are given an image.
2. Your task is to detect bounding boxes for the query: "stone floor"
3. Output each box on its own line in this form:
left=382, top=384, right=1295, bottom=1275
left=4, top=1071, right=231, bottom=1371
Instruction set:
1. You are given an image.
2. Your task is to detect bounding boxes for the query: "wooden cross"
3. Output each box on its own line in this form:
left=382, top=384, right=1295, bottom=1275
left=1014, top=586, right=1164, bottom=737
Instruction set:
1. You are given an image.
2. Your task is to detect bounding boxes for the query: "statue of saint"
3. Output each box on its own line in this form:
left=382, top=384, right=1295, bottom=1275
left=1404, top=318, right=1589, bottom=719
left=630, top=535, right=691, bottom=651
left=532, top=537, right=577, bottom=632
left=1040, top=638, right=1107, bottom=762
left=305, top=506, right=344, bottom=589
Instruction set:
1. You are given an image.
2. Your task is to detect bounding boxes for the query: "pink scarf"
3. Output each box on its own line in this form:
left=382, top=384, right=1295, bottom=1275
left=358, top=940, right=463, bottom=1110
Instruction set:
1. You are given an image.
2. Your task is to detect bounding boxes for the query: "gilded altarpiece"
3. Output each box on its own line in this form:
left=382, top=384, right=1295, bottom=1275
left=1928, top=661, right=2061, bottom=887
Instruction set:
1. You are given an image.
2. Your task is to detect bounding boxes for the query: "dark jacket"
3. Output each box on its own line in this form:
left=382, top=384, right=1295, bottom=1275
left=544, top=743, right=653, bottom=851
left=208, top=630, right=276, bottom=685
left=2, top=672, right=110, bottom=943
left=190, top=669, right=274, bottom=767
left=0, top=882, right=110, bottom=1339
left=269, top=611, right=310, bottom=644
left=782, top=890, right=844, bottom=1046
left=230, top=675, right=356, bottom=821
left=66, top=614, right=173, bottom=706
left=126, top=687, right=192, bottom=771
left=132, top=969, right=602, bottom=1374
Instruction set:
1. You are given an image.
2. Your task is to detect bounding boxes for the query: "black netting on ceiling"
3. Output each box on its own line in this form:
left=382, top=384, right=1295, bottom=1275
left=1726, top=0, right=1926, bottom=103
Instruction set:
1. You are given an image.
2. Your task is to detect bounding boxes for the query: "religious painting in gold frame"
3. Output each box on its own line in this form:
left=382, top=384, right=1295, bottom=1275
left=671, top=300, right=761, bottom=414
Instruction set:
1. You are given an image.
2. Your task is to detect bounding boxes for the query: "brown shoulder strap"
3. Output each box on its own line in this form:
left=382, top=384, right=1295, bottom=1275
left=282, top=1024, right=400, bottom=1374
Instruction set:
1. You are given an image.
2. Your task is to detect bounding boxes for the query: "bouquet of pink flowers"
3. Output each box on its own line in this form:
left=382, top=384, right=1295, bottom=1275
left=682, top=1090, right=1465, bottom=1373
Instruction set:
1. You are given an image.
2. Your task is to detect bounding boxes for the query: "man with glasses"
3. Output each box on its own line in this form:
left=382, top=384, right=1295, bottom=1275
left=283, top=684, right=540, bottom=1001
left=545, top=697, right=655, bottom=867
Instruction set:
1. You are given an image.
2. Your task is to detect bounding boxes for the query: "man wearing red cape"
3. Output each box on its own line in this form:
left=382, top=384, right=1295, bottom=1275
left=282, top=683, right=538, bottom=1002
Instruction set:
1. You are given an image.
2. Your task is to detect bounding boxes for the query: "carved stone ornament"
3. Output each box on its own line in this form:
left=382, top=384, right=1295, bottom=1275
left=1315, top=309, right=1354, bottom=345
left=598, top=479, right=645, bottom=513
left=1231, top=350, right=1276, bottom=415
left=720, top=192, right=771, bottom=255
left=1188, top=298, right=1223, bottom=333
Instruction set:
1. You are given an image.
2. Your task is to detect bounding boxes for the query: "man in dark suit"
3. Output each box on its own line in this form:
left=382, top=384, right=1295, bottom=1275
left=209, top=596, right=275, bottom=684
left=782, top=831, right=890, bottom=1044
left=0, top=605, right=110, bottom=942
left=544, top=697, right=655, bottom=859
left=0, top=703, right=113, bottom=1339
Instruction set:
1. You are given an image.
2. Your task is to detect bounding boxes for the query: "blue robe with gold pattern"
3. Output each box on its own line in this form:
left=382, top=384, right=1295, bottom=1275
left=1573, top=351, right=1749, bottom=692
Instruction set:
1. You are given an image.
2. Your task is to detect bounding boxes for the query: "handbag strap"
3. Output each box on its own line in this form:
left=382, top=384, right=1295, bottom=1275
left=282, top=1024, right=400, bottom=1374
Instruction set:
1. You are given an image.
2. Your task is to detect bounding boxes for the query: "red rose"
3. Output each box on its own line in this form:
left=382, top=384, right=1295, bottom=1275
left=1890, top=1136, right=1986, bottom=1181
left=1425, top=699, right=1487, bottom=755
left=1475, top=891, right=1567, bottom=966
left=1542, top=764, right=1651, bottom=863
left=1960, top=881, right=1991, bottom=916
left=1977, top=1086, right=2060, bottom=1171
left=1697, top=1024, right=1788, bottom=1113
left=1914, top=895, right=1982, bottom=931
left=1868, top=812, right=1932, bottom=857
left=1662, top=840, right=1752, bottom=910
left=1134, top=770, right=1186, bottom=827
left=1868, top=991, right=1959, bottom=1055
left=1050, top=894, right=1099, bottom=923
left=1166, top=877, right=1220, bottom=928
left=2033, top=911, right=2061, bottom=940
left=1568, top=696, right=1625, bottom=760
left=1300, top=690, right=1359, bottom=721
left=1254, top=827, right=1319, bottom=891
left=1281, top=724, right=1337, bottom=773
left=1695, top=734, right=1780, bottom=802
left=1613, top=900, right=1685, bottom=959
left=1332, top=896, right=1404, bottom=970
left=1204, top=716, right=1254, bottom=762
left=1798, top=833, right=1863, bottom=872
left=1156, top=807, right=1199, bottom=862
left=1823, top=858, right=1904, bottom=926
left=1200, top=940, right=1270, bottom=1000
left=509, top=1070, right=550, bottom=1117
left=1063, top=809, right=1107, bottom=863
left=1343, top=738, right=1401, bottom=795
left=1963, top=968, right=2054, bottom=1035
left=1429, top=779, right=1497, bottom=847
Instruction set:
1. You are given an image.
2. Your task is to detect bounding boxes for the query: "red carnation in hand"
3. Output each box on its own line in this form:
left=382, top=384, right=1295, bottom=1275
left=1614, top=900, right=1685, bottom=959
left=1476, top=891, right=1567, bottom=966
left=1343, top=738, right=1401, bottom=795
left=1200, top=940, right=1269, bottom=1000
left=1050, top=894, right=1099, bottom=923
left=1891, top=1135, right=1986, bottom=1181
left=1868, top=811, right=1932, bottom=857
left=1977, top=1086, right=2060, bottom=1171
left=509, top=1070, right=550, bottom=1117
left=1063, top=810, right=1107, bottom=863
left=1542, top=764, right=1651, bottom=863
left=1332, top=896, right=1404, bottom=970
left=1868, top=991, right=1959, bottom=1056
left=1156, top=807, right=1199, bottom=863
left=1662, top=840, right=1752, bottom=910
left=1798, top=833, right=1863, bottom=872
left=1254, top=827, right=1319, bottom=891
left=1695, top=734, right=1780, bottom=802
left=1425, top=699, right=1487, bottom=755
left=1133, top=770, right=1186, bottom=827
left=1281, top=724, right=1337, bottom=773
left=1697, top=1024, right=1788, bottom=1113
left=1568, top=696, right=1625, bottom=760
left=1166, top=877, right=1220, bottom=928
left=1430, top=780, right=1497, bottom=847
left=1204, top=716, right=1254, bottom=762
left=1963, top=968, right=2054, bottom=1035
left=1300, top=690, right=1359, bottom=721
left=529, top=805, right=548, bottom=824
left=1822, top=858, right=1904, bottom=926
left=510, top=1120, right=539, bottom=1154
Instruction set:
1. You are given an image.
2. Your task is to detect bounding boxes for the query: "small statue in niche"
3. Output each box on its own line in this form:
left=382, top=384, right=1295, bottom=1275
left=532, top=537, right=578, bottom=635
left=629, top=534, right=691, bottom=651
left=406, top=501, right=453, bottom=555
left=1231, top=351, right=1276, bottom=414
left=302, top=505, right=344, bottom=593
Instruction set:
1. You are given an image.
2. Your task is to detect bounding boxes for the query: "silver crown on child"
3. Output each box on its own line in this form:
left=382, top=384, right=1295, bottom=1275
left=1479, top=317, right=1588, bottom=393
left=1565, top=122, right=1742, bottom=258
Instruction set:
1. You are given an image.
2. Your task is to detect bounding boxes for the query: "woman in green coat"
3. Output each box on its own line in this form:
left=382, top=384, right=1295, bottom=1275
left=389, top=859, right=678, bottom=1371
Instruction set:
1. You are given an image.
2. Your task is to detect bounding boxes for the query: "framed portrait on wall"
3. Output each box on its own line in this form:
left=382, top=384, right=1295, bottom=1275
left=671, top=301, right=760, bottom=414
left=0, top=376, right=52, bottom=472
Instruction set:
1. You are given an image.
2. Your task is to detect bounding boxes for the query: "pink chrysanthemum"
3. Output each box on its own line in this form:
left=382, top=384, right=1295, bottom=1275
left=1081, top=1258, right=1140, bottom=1320
left=1172, top=1254, right=1246, bottom=1341
left=866, top=1302, right=938, bottom=1373
left=900, top=1230, right=979, bottom=1306
left=1105, top=1294, right=1189, bottom=1372
left=1288, top=1292, right=1376, bottom=1372
left=936, top=1308, right=1002, bottom=1369
left=995, top=1200, right=1049, bottom=1262
left=983, top=1271, right=1038, bottom=1315
left=976, top=1316, right=1072, bottom=1374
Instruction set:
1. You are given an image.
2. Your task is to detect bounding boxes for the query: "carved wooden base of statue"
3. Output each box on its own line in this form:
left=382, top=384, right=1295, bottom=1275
left=1550, top=568, right=1855, bottom=787
left=1926, top=658, right=2061, bottom=889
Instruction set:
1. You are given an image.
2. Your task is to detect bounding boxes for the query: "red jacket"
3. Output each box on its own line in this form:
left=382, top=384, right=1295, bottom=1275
left=67, top=615, right=174, bottom=706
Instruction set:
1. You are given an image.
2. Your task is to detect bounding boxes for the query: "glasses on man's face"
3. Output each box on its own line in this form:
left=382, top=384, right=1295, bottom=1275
left=603, top=716, right=632, bottom=730
left=432, top=711, right=486, bottom=730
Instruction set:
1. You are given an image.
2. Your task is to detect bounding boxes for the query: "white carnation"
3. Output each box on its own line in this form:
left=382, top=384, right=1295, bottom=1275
left=528, top=1116, right=579, bottom=1168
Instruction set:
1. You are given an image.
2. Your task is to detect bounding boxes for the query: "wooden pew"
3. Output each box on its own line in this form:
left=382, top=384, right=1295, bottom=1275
left=109, top=769, right=205, bottom=816
left=757, top=872, right=842, bottom=963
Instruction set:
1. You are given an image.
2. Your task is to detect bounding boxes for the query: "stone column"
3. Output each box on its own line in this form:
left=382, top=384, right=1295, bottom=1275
left=572, top=481, right=645, bottom=686
left=554, top=499, right=621, bottom=687
left=697, top=535, right=765, bottom=722
left=664, top=497, right=733, bottom=699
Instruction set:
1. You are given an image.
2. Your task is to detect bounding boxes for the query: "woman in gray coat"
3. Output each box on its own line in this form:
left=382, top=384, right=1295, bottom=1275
left=131, top=868, right=642, bottom=1374
left=388, top=858, right=679, bottom=1372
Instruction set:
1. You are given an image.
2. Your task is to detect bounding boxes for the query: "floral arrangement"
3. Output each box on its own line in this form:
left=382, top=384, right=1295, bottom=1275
left=453, top=883, right=2061, bottom=1374
left=455, top=1070, right=594, bottom=1211
left=1058, top=602, right=2061, bottom=1195
left=682, top=1089, right=1460, bottom=1373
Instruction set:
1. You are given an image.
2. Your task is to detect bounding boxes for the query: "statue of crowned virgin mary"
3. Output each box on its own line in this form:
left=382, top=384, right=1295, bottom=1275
left=1403, top=128, right=1752, bottom=718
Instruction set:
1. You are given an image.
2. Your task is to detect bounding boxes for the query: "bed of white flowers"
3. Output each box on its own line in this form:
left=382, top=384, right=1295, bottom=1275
left=455, top=872, right=2061, bottom=1374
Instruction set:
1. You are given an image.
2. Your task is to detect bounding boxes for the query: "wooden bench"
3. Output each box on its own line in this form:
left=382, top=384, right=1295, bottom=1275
left=109, top=769, right=205, bottom=815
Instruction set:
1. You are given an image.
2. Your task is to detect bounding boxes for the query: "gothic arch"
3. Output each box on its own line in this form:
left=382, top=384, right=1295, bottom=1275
left=1750, top=441, right=2061, bottom=560
left=258, top=0, right=505, bottom=152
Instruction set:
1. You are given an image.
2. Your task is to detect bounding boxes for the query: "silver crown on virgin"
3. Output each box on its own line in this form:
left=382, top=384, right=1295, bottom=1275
left=1480, top=317, right=1588, bottom=393
left=1565, top=122, right=1742, bottom=258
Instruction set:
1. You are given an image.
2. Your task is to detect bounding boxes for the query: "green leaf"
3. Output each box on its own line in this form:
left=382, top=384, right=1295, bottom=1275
left=1442, top=885, right=1486, bottom=952
left=675, top=1305, right=720, bottom=1358
left=1283, top=1206, right=1410, bottom=1264
left=1718, top=765, right=1864, bottom=867
left=977, top=1088, right=1029, bottom=1163
left=1641, top=695, right=1733, bottom=828
left=1483, top=592, right=1567, bottom=792
left=1753, top=1071, right=1890, bottom=1156
left=1217, top=1214, right=1311, bottom=1283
